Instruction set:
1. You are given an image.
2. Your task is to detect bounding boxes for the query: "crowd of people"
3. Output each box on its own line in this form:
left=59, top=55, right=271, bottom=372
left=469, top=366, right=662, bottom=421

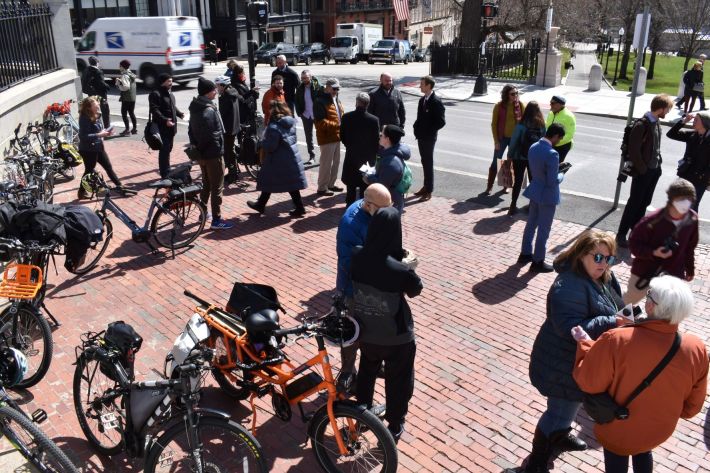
left=75, top=53, right=710, bottom=472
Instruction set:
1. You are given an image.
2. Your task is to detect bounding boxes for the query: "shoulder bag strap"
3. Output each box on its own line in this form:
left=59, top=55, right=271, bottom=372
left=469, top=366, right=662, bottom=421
left=621, top=332, right=681, bottom=408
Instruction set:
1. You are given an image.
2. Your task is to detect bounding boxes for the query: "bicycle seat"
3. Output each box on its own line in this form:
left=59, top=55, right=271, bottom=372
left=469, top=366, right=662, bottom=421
left=147, top=179, right=174, bottom=189
left=244, top=309, right=280, bottom=335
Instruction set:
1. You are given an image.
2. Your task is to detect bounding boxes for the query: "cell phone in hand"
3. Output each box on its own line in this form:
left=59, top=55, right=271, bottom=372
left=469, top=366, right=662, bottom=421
left=106, top=125, right=114, bottom=133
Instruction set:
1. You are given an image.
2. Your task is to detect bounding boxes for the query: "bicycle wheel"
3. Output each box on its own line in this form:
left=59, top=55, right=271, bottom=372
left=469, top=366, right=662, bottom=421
left=210, top=335, right=253, bottom=400
left=0, top=304, right=53, bottom=389
left=151, top=197, right=207, bottom=249
left=68, top=215, right=113, bottom=275
left=0, top=405, right=78, bottom=472
left=245, top=162, right=260, bottom=179
left=144, top=414, right=268, bottom=473
left=311, top=403, right=398, bottom=473
left=72, top=354, right=125, bottom=455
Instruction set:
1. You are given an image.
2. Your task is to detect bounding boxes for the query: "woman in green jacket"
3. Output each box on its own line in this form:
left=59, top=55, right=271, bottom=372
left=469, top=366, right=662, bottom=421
left=488, top=84, right=525, bottom=194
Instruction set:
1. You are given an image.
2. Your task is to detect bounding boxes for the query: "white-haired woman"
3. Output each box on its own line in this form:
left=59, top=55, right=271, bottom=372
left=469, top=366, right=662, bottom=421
left=572, top=275, right=708, bottom=473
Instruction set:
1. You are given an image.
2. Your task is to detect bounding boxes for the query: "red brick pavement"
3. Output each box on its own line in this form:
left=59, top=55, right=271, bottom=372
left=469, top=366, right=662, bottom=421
left=9, top=137, right=710, bottom=472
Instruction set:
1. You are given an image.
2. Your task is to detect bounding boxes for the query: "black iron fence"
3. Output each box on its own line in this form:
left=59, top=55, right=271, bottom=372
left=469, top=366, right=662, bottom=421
left=431, top=41, right=542, bottom=82
left=0, top=0, right=59, bottom=91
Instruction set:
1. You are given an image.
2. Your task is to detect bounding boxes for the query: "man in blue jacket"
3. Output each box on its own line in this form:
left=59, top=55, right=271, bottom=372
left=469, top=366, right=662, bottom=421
left=335, top=183, right=392, bottom=391
left=519, top=123, right=566, bottom=273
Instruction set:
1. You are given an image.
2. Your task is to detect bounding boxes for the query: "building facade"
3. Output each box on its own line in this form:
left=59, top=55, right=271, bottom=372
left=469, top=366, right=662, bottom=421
left=409, top=0, right=460, bottom=48
left=70, top=0, right=310, bottom=57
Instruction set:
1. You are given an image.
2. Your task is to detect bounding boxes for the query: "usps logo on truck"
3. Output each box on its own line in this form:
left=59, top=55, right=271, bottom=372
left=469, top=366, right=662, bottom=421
left=179, top=32, right=191, bottom=47
left=105, top=32, right=125, bottom=49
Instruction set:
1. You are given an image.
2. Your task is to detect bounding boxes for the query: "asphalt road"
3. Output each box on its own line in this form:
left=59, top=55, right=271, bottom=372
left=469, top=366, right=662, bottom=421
left=105, top=61, right=709, bottom=242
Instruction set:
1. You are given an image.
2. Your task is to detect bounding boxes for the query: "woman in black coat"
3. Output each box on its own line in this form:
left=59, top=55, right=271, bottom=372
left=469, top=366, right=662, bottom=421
left=681, top=62, right=704, bottom=114
left=246, top=101, right=307, bottom=217
left=667, top=111, right=710, bottom=210
left=340, top=93, right=380, bottom=206
left=352, top=207, right=423, bottom=443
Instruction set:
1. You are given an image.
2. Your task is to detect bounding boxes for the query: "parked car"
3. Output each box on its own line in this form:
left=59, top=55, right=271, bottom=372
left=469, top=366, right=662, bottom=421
left=414, top=47, right=431, bottom=62
left=296, top=42, right=331, bottom=65
left=254, top=42, right=299, bottom=66
left=400, top=39, right=413, bottom=63
left=368, top=39, right=408, bottom=64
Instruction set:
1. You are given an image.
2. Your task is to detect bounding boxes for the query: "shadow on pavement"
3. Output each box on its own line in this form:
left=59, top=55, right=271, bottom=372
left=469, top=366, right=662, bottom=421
left=472, top=264, right=536, bottom=305
left=472, top=211, right=516, bottom=235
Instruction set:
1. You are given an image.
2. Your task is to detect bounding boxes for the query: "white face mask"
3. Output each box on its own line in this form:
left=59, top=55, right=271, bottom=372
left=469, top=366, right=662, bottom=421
left=672, top=198, right=692, bottom=214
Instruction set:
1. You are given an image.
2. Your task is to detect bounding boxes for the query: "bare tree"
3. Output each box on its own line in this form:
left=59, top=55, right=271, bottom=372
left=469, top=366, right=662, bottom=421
left=457, top=0, right=548, bottom=46
left=664, top=0, right=710, bottom=70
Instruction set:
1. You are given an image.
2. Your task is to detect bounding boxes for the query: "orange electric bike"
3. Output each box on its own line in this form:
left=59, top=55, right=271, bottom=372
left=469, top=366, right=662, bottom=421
left=182, top=284, right=398, bottom=473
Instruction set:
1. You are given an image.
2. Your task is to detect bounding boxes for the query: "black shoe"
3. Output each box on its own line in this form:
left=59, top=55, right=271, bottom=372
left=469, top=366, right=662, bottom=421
left=119, top=129, right=131, bottom=137
left=508, top=205, right=518, bottom=216
left=317, top=189, right=334, bottom=196
left=616, top=236, right=629, bottom=248
left=246, top=200, right=265, bottom=214
left=549, top=428, right=587, bottom=455
left=131, top=128, right=138, bottom=135
left=369, top=404, right=386, bottom=419
left=289, top=207, right=306, bottom=218
left=387, top=423, right=404, bottom=444
left=530, top=261, right=554, bottom=273
left=517, top=253, right=533, bottom=264
left=329, top=185, right=344, bottom=192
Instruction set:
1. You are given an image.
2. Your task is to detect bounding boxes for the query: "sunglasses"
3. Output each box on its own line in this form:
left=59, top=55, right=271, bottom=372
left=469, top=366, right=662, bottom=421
left=589, top=253, right=616, bottom=265
left=646, top=290, right=658, bottom=305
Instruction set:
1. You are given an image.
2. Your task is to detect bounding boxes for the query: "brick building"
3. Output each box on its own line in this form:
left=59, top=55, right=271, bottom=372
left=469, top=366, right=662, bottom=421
left=311, top=0, right=408, bottom=44
left=409, top=0, right=460, bottom=48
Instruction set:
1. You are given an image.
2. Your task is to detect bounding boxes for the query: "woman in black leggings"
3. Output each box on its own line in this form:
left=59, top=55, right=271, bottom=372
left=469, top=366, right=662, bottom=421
left=77, top=97, right=127, bottom=198
left=507, top=101, right=546, bottom=215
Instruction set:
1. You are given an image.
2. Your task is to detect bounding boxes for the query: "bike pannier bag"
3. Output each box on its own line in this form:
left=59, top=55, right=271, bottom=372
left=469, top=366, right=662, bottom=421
left=11, top=202, right=66, bottom=244
left=226, top=282, right=282, bottom=317
left=144, top=112, right=163, bottom=151
left=240, top=133, right=258, bottom=166
left=63, top=205, right=104, bottom=272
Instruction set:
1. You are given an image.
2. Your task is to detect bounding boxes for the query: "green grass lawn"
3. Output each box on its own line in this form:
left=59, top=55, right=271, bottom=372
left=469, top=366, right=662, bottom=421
left=600, top=51, right=694, bottom=94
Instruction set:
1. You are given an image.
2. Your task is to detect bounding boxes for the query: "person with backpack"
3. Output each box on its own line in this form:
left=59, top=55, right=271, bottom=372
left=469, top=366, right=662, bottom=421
left=214, top=75, right=240, bottom=183
left=616, top=94, right=674, bottom=248
left=115, top=59, right=137, bottom=136
left=363, top=124, right=411, bottom=214
left=507, top=101, right=546, bottom=215
left=149, top=73, right=185, bottom=179
left=81, top=56, right=111, bottom=129
left=680, top=62, right=704, bottom=114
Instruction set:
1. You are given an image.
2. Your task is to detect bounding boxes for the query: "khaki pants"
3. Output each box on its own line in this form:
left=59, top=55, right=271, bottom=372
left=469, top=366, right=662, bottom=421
left=317, top=142, right=341, bottom=191
left=198, top=157, right=225, bottom=219
left=623, top=273, right=649, bottom=305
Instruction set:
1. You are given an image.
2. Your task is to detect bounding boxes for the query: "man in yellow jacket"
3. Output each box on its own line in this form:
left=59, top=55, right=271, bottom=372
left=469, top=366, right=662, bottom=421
left=545, top=95, right=576, bottom=162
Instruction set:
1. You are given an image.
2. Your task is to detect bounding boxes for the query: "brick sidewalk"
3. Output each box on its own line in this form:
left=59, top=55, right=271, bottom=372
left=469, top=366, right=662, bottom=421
left=7, top=137, right=710, bottom=472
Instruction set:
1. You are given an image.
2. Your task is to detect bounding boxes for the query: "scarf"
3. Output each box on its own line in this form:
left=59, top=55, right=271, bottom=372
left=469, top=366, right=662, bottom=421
left=513, top=99, right=522, bottom=122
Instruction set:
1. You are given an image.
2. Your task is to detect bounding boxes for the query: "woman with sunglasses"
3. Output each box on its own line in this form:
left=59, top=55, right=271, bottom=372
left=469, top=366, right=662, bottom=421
left=520, top=229, right=628, bottom=473
left=487, top=84, right=525, bottom=194
left=572, top=275, right=707, bottom=473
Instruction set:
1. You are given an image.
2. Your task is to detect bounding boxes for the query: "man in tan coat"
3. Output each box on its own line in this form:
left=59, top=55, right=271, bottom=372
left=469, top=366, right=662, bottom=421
left=314, top=78, right=344, bottom=196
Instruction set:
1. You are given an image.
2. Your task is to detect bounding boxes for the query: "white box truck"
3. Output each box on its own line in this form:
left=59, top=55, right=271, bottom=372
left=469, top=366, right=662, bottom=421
left=329, top=23, right=383, bottom=64
left=75, top=16, right=204, bottom=88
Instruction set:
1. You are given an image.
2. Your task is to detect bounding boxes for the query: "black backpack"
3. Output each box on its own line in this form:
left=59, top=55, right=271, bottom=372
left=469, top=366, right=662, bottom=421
left=11, top=202, right=66, bottom=244
left=520, top=126, right=544, bottom=158
left=620, top=117, right=649, bottom=174
left=240, top=133, right=259, bottom=166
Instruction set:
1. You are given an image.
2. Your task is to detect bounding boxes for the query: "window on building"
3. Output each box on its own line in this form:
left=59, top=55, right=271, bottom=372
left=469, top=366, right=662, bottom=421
left=315, top=0, right=323, bottom=10
left=215, top=0, right=229, bottom=17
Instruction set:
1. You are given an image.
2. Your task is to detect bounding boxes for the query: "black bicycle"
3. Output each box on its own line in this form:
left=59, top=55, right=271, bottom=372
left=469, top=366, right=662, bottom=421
left=73, top=165, right=207, bottom=275
left=0, top=323, right=78, bottom=472
left=73, top=323, right=268, bottom=472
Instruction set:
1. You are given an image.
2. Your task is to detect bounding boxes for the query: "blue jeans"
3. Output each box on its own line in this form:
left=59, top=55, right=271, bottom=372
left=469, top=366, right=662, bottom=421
left=521, top=201, right=557, bottom=262
left=537, top=396, right=581, bottom=436
left=604, top=449, right=653, bottom=473
left=490, top=137, right=511, bottom=172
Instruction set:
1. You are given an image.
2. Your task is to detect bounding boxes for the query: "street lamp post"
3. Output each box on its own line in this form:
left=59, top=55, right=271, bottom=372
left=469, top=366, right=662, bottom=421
left=604, top=41, right=611, bottom=74
left=612, top=27, right=624, bottom=86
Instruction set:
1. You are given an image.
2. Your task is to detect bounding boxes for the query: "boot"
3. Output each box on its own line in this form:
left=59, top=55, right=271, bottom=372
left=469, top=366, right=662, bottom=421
left=485, top=167, right=496, bottom=194
left=522, top=428, right=551, bottom=473
left=549, top=428, right=587, bottom=456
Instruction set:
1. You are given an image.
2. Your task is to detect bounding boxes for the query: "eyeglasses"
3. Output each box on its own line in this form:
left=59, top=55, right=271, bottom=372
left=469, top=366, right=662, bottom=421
left=589, top=253, right=616, bottom=265
left=646, top=290, right=658, bottom=305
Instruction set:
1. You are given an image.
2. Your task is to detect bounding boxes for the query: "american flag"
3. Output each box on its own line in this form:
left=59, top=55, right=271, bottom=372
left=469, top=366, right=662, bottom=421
left=393, top=0, right=410, bottom=21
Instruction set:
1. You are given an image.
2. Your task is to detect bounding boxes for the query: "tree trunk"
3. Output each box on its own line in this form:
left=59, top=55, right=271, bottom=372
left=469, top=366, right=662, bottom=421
left=648, top=49, right=657, bottom=80
left=459, top=0, right=482, bottom=46
left=619, top=37, right=633, bottom=80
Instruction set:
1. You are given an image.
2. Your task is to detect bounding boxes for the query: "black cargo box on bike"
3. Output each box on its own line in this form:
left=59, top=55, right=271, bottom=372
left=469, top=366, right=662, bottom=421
left=226, top=282, right=282, bottom=318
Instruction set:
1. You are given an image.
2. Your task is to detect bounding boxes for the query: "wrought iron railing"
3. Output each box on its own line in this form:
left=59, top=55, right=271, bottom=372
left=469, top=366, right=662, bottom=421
left=0, top=0, right=59, bottom=91
left=431, top=41, right=542, bottom=82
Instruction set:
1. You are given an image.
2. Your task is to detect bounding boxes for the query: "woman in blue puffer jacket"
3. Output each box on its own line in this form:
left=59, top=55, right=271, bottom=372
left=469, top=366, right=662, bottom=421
left=246, top=100, right=307, bottom=217
left=519, top=229, right=629, bottom=473
left=365, top=124, right=410, bottom=213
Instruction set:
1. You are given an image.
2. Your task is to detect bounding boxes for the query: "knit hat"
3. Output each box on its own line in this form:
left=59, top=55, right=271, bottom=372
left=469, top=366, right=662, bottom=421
left=696, top=111, right=710, bottom=131
left=382, top=124, right=405, bottom=143
left=119, top=59, right=131, bottom=69
left=325, top=77, right=341, bottom=89
left=666, top=178, right=696, bottom=201
left=88, top=56, right=98, bottom=66
left=197, top=77, right=216, bottom=95
left=157, top=73, right=172, bottom=86
left=551, top=95, right=566, bottom=105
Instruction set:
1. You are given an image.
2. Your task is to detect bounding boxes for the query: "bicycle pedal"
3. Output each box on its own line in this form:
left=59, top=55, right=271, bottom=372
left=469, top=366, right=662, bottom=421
left=100, top=412, right=120, bottom=430
left=31, top=409, right=47, bottom=424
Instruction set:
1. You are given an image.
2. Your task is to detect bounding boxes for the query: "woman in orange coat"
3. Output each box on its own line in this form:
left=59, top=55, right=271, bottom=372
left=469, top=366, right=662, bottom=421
left=487, top=84, right=525, bottom=194
left=572, top=275, right=708, bottom=473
